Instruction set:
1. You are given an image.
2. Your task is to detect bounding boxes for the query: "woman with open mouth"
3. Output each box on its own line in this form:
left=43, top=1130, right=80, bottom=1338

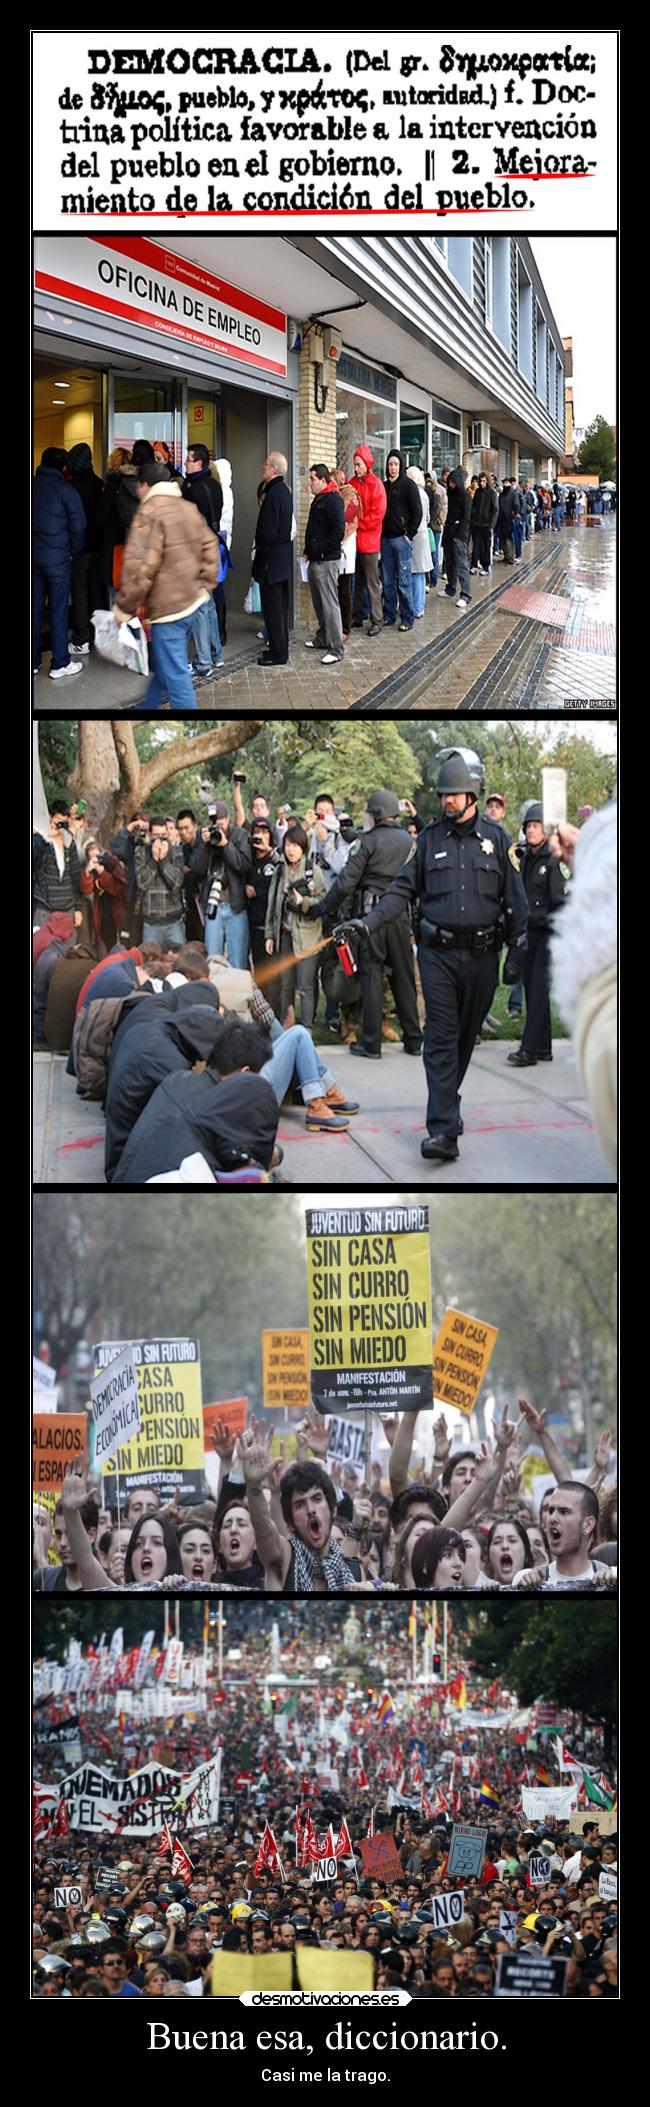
left=410, top=1526, right=468, bottom=1591
left=213, top=1499, right=264, bottom=1588
left=486, top=1518, right=533, bottom=1587
left=125, top=1513, right=183, bottom=1586
left=177, top=1521, right=217, bottom=1585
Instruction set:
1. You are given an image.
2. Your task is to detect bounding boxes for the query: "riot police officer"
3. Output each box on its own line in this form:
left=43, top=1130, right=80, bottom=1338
left=316, top=790, right=423, bottom=1060
left=334, top=751, right=528, bottom=1161
left=507, top=801, right=570, bottom=1068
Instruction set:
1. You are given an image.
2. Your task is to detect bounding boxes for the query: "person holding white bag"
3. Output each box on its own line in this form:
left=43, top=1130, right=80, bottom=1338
left=113, top=460, right=218, bottom=712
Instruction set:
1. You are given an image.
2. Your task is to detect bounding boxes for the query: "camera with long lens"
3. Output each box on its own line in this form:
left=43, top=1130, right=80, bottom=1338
left=206, top=870, right=223, bottom=920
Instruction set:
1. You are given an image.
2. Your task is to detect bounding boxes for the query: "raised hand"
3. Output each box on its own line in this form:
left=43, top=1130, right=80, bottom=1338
left=295, top=1410, right=331, bottom=1460
left=493, top=1402, right=517, bottom=1454
left=433, top=1412, right=451, bottom=1463
left=517, top=1395, right=546, bottom=1435
left=379, top=1414, right=400, bottom=1450
left=236, top=1425, right=272, bottom=1488
left=61, top=1461, right=91, bottom=1511
left=209, top=1418, right=236, bottom=1463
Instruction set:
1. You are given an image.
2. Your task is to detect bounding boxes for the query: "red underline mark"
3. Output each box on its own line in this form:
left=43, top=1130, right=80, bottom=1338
left=57, top=1135, right=105, bottom=1150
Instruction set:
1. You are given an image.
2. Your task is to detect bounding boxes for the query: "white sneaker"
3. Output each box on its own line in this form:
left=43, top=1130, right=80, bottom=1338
left=304, top=639, right=316, bottom=649
left=70, top=641, right=90, bottom=655
left=321, top=653, right=343, bottom=665
left=257, top=629, right=266, bottom=640
left=49, top=661, right=82, bottom=679
left=456, top=597, right=469, bottom=610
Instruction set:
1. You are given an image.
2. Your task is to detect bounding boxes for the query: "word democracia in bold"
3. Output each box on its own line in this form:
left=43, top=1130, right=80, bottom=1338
left=87, top=48, right=324, bottom=75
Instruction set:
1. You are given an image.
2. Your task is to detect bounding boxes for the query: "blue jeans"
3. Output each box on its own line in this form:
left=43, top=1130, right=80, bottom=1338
left=412, top=572, right=427, bottom=615
left=263, top=1022, right=335, bottom=1105
left=34, top=561, right=72, bottom=670
left=512, top=516, right=524, bottom=559
left=381, top=535, right=414, bottom=627
left=140, top=615, right=196, bottom=713
left=205, top=901, right=249, bottom=966
left=190, top=596, right=223, bottom=673
left=430, top=531, right=441, bottom=585
left=142, top=920, right=186, bottom=947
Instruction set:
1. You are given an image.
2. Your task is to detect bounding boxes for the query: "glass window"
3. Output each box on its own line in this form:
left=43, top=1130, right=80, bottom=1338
left=112, top=375, right=174, bottom=453
left=400, top=405, right=427, bottom=469
left=431, top=424, right=460, bottom=477
left=336, top=387, right=397, bottom=480
left=485, top=237, right=494, bottom=328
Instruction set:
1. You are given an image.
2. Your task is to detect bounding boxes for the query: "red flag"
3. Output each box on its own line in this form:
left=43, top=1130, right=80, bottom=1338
left=254, top=1820, right=282, bottom=1879
left=433, top=1786, right=450, bottom=1816
left=320, top=1823, right=336, bottom=1857
left=333, top=1817, right=354, bottom=1861
left=421, top=1786, right=436, bottom=1820
left=366, top=1808, right=376, bottom=1839
left=170, top=1837, right=193, bottom=1885
left=412, top=1762, right=424, bottom=1787
left=155, top=1820, right=174, bottom=1859
left=49, top=1797, right=71, bottom=1838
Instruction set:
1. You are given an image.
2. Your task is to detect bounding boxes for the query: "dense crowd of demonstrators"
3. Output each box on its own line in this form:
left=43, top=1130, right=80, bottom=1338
left=32, top=1607, right=617, bottom=1999
left=33, top=1397, right=616, bottom=1595
left=33, top=436, right=613, bottom=700
left=32, top=762, right=616, bottom=1175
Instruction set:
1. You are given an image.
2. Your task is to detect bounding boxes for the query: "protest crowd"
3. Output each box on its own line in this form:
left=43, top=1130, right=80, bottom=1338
left=32, top=1603, right=617, bottom=2001
left=32, top=751, right=617, bottom=1179
left=33, top=438, right=609, bottom=700
left=33, top=1395, right=616, bottom=1597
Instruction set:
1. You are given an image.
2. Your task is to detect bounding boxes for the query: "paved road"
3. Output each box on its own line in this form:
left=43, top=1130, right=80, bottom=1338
left=33, top=1040, right=614, bottom=1187
left=33, top=522, right=616, bottom=717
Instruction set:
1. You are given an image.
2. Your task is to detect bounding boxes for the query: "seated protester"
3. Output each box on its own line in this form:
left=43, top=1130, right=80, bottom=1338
left=213, top=1490, right=265, bottom=1588
left=410, top=1526, right=468, bottom=1590
left=104, top=999, right=225, bottom=1182
left=44, top=943, right=99, bottom=1055
left=111, top=1019, right=279, bottom=1184
left=249, top=987, right=359, bottom=1132
left=33, top=913, right=75, bottom=1044
left=486, top=1518, right=533, bottom=1587
left=511, top=1482, right=616, bottom=1588
left=237, top=1424, right=363, bottom=1591
left=32, top=1490, right=99, bottom=1591
left=75, top=944, right=149, bottom=1017
left=108, top=954, right=218, bottom=1060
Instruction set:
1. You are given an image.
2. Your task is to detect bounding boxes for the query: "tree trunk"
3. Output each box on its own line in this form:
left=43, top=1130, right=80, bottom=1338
left=65, top=719, right=265, bottom=835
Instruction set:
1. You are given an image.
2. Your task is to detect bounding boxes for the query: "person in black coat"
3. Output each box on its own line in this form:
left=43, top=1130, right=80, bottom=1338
left=104, top=999, right=224, bottom=1182
left=469, top=472, right=499, bottom=576
left=112, top=1019, right=279, bottom=1183
left=252, top=453, right=294, bottom=666
left=66, top=442, right=105, bottom=652
left=33, top=450, right=86, bottom=677
left=507, top=804, right=570, bottom=1068
left=381, top=449, right=422, bottom=631
left=441, top=465, right=473, bottom=609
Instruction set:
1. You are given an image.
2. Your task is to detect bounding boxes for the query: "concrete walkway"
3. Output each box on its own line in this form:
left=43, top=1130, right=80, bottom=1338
left=33, top=522, right=616, bottom=717
left=33, top=1039, right=614, bottom=1187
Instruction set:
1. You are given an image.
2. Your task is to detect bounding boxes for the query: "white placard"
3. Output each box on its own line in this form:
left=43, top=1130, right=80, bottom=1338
left=521, top=1786, right=578, bottom=1820
left=90, top=1343, right=141, bottom=1465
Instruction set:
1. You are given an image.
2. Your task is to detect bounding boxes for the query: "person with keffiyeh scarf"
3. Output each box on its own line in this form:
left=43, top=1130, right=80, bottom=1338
left=237, top=1425, right=363, bottom=1592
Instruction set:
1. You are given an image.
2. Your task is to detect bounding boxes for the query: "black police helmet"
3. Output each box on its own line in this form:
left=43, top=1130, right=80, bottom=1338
left=523, top=802, right=543, bottom=828
left=366, top=790, right=401, bottom=821
left=436, top=749, right=484, bottom=798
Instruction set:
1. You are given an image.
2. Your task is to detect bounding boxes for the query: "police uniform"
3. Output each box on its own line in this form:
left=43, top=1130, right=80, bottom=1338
left=323, top=822, right=422, bottom=1058
left=517, top=838, right=569, bottom=1058
left=363, top=807, right=528, bottom=1144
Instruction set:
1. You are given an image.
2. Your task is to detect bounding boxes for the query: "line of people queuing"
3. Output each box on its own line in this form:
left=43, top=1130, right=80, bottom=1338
left=33, top=437, right=584, bottom=701
left=33, top=1396, right=616, bottom=1594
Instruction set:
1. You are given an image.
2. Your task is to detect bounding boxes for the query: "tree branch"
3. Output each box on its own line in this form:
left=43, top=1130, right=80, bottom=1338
left=136, top=723, right=265, bottom=806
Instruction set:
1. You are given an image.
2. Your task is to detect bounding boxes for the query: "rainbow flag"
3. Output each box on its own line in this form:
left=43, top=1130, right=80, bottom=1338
left=477, top=1778, right=499, bottom=1806
left=377, top=1693, right=395, bottom=1726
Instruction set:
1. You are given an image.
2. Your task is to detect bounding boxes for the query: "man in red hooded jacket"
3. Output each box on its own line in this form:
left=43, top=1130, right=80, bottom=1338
left=350, top=446, right=387, bottom=636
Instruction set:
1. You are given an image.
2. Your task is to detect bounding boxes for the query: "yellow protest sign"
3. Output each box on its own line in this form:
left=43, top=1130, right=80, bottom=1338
left=93, top=1337, right=205, bottom=1510
left=432, top=1307, right=499, bottom=1418
left=296, top=1946, right=374, bottom=1992
left=306, top=1205, right=432, bottom=1412
left=262, top=1330, right=310, bottom=1412
left=211, top=1952, right=292, bottom=1997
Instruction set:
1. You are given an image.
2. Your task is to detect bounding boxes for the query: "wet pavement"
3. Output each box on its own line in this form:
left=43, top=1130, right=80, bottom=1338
left=33, top=521, right=616, bottom=717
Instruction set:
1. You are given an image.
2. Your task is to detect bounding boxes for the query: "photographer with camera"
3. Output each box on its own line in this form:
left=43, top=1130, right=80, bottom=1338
left=191, top=800, right=252, bottom=967
left=134, top=818, right=186, bottom=947
left=33, top=802, right=84, bottom=930
left=78, top=839, right=128, bottom=956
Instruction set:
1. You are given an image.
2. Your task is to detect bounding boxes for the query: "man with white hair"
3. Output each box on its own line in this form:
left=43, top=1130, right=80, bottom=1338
left=252, top=452, right=294, bottom=668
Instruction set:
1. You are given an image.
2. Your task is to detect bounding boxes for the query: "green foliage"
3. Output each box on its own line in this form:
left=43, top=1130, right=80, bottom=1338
left=398, top=723, right=616, bottom=826
left=467, top=1599, right=617, bottom=1729
left=577, top=415, right=616, bottom=483
left=39, top=721, right=78, bottom=806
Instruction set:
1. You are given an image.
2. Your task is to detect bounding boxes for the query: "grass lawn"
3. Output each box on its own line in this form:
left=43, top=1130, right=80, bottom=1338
left=310, top=978, right=569, bottom=1048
